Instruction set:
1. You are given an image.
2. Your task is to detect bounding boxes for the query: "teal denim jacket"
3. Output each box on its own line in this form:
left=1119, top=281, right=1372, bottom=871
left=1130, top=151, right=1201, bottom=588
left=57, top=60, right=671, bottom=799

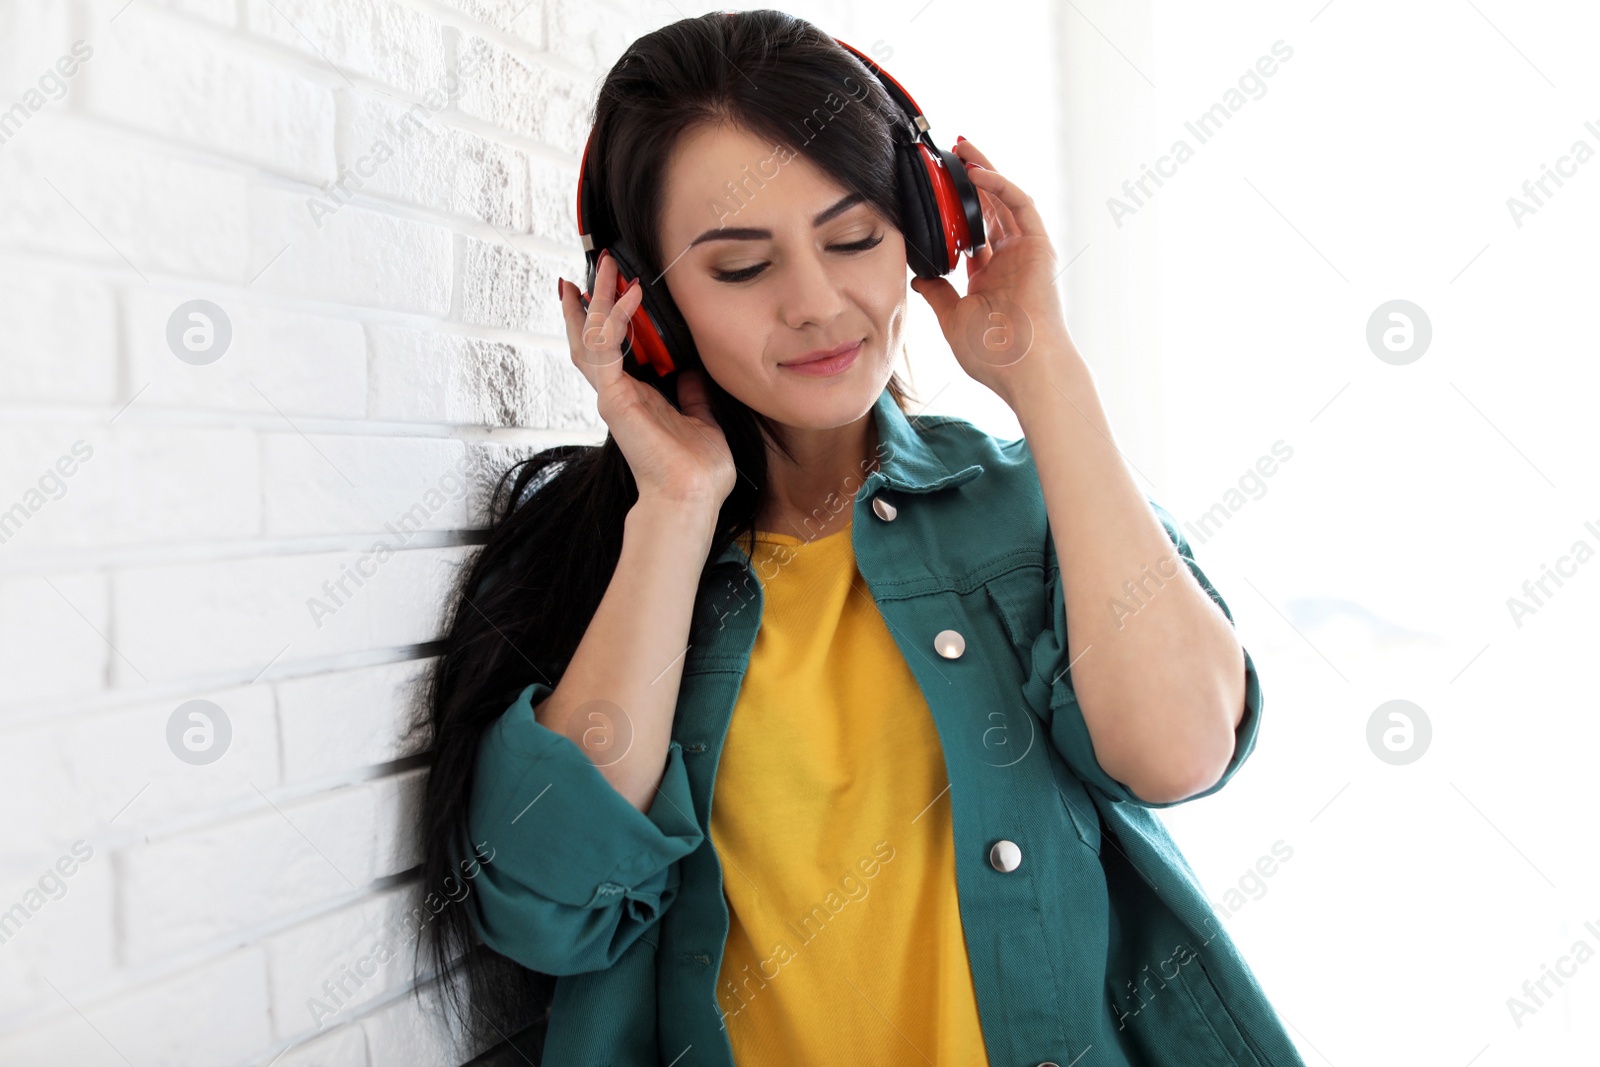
left=466, top=385, right=1305, bottom=1066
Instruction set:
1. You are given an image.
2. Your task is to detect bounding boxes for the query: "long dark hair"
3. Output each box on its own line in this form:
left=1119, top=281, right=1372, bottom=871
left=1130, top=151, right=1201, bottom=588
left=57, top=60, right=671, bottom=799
left=410, top=9, right=922, bottom=1057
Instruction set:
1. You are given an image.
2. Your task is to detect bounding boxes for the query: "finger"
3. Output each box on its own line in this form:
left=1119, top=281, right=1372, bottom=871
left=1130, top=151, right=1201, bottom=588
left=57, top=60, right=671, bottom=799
left=585, top=278, right=644, bottom=373
left=588, top=249, right=619, bottom=318
left=676, top=367, right=717, bottom=424
left=965, top=235, right=991, bottom=282
left=909, top=274, right=960, bottom=328
left=953, top=141, right=1019, bottom=246
left=954, top=139, right=1041, bottom=236
left=576, top=250, right=624, bottom=358
left=979, top=190, right=1010, bottom=248
left=578, top=253, right=627, bottom=351
left=953, top=136, right=995, bottom=171
left=561, top=255, right=617, bottom=353
left=970, top=201, right=1003, bottom=260
left=559, top=278, right=602, bottom=392
left=964, top=164, right=1047, bottom=239
left=966, top=195, right=998, bottom=273
left=564, top=270, right=641, bottom=392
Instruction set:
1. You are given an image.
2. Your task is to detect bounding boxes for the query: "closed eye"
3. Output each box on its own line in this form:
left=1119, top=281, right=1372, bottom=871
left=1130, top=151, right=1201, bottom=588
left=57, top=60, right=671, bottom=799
left=713, top=232, right=886, bottom=285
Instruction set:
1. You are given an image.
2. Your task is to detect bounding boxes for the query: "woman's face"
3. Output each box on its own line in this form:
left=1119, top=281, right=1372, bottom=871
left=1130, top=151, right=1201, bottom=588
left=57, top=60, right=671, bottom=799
left=655, top=122, right=908, bottom=432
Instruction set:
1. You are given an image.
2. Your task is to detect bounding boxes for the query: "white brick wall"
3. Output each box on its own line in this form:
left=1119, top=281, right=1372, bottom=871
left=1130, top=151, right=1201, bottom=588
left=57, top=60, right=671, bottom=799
left=0, top=0, right=633, bottom=1061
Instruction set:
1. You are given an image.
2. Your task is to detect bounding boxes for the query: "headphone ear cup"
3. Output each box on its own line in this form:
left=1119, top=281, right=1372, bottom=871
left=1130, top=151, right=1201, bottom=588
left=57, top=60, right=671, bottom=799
left=604, top=240, right=698, bottom=381
left=932, top=144, right=986, bottom=259
left=895, top=138, right=947, bottom=279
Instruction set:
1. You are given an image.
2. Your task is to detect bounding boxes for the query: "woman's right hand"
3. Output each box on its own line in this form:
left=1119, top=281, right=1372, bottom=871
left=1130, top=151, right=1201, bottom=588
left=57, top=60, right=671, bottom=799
left=558, top=251, right=737, bottom=516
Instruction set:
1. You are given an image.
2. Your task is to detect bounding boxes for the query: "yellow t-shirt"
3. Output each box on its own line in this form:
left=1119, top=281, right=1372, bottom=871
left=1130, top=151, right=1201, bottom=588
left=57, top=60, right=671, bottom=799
left=711, top=522, right=992, bottom=1065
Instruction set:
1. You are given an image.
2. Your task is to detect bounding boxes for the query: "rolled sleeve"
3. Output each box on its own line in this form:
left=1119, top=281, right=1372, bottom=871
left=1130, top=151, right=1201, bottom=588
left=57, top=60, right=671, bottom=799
left=1023, top=500, right=1265, bottom=809
left=465, top=681, right=705, bottom=974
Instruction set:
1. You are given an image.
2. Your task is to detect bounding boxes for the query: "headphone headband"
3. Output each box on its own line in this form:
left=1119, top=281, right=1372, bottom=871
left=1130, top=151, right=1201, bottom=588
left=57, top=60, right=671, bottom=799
left=573, top=22, right=985, bottom=381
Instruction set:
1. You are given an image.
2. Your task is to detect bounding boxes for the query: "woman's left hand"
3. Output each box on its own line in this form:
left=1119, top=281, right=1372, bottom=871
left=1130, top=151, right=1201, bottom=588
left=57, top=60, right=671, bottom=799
left=909, top=138, right=1079, bottom=407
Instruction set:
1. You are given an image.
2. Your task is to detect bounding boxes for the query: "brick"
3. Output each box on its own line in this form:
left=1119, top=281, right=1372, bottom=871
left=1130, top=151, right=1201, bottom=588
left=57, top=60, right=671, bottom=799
left=104, top=949, right=272, bottom=1063
left=0, top=427, right=106, bottom=555
left=265, top=883, right=415, bottom=1038
left=244, top=0, right=448, bottom=100
left=0, top=570, right=107, bottom=708
left=0, top=419, right=259, bottom=552
left=458, top=236, right=578, bottom=333
left=0, top=948, right=270, bottom=1066
left=261, top=433, right=471, bottom=537
left=547, top=0, right=633, bottom=73
left=371, top=767, right=427, bottom=876
left=367, top=323, right=583, bottom=427
left=270, top=1024, right=369, bottom=1067
left=119, top=786, right=378, bottom=965
left=341, top=91, right=529, bottom=232
left=276, top=658, right=432, bottom=785
left=438, top=0, right=543, bottom=51
left=0, top=2, right=74, bottom=104
left=528, top=154, right=581, bottom=246
left=0, top=685, right=278, bottom=868
left=110, top=546, right=473, bottom=684
left=0, top=848, right=116, bottom=1015
left=81, top=0, right=236, bottom=25
left=0, top=1015, right=122, bottom=1067
left=66, top=686, right=281, bottom=826
left=535, top=345, right=607, bottom=431
left=455, top=36, right=590, bottom=153
left=141, top=0, right=237, bottom=25
left=82, top=0, right=238, bottom=26
left=89, top=425, right=259, bottom=544
left=0, top=728, right=74, bottom=868
left=102, top=949, right=271, bottom=1064
left=249, top=187, right=453, bottom=315
left=0, top=426, right=105, bottom=547
left=0, top=122, right=254, bottom=282
left=79, top=8, right=335, bottom=185
left=124, top=288, right=367, bottom=420
left=360, top=974, right=474, bottom=1065
left=0, top=261, right=117, bottom=404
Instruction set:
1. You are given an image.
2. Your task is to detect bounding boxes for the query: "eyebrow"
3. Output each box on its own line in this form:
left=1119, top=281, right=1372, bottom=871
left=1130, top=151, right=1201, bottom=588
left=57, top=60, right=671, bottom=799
left=687, top=192, right=866, bottom=248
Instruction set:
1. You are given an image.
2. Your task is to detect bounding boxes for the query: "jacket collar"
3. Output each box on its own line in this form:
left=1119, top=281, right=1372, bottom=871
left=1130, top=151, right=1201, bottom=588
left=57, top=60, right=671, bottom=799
left=869, top=383, right=986, bottom=494
left=711, top=385, right=985, bottom=570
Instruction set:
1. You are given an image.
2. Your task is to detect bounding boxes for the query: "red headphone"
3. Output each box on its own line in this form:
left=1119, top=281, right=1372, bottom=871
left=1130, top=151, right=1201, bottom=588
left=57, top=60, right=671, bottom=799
left=573, top=32, right=986, bottom=381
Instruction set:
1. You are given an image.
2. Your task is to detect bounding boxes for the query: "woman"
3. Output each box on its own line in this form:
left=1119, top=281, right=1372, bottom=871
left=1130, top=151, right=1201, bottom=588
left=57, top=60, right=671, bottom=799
left=415, top=10, right=1302, bottom=1066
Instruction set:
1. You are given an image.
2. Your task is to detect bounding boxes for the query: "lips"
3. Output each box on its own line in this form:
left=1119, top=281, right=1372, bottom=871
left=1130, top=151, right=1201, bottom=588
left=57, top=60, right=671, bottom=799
left=783, top=338, right=865, bottom=366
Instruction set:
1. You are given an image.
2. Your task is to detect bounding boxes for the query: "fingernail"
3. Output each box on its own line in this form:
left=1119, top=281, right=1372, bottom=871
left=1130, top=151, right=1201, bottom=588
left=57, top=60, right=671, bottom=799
left=956, top=135, right=966, bottom=143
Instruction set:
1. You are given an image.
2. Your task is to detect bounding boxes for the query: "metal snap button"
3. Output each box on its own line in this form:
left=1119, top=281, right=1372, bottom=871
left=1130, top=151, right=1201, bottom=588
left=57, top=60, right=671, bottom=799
left=934, top=629, right=965, bottom=659
left=872, top=495, right=897, bottom=521
left=989, top=839, right=1022, bottom=872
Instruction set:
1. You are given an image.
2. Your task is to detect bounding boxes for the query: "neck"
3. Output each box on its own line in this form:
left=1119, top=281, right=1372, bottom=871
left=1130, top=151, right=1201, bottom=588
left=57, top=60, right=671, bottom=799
left=757, top=409, right=880, bottom=539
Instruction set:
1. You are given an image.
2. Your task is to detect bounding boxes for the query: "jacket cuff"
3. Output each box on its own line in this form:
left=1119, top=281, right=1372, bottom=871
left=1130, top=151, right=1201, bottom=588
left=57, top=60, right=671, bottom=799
left=467, top=682, right=705, bottom=907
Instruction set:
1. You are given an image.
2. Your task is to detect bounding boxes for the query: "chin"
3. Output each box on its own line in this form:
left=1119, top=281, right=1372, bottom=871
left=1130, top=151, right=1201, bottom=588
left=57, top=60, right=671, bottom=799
left=711, top=347, right=889, bottom=430
left=777, top=356, right=888, bottom=424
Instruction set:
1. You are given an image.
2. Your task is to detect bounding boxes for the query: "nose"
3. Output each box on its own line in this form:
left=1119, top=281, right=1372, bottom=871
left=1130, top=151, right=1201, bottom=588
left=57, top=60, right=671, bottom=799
left=778, top=244, right=846, bottom=330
